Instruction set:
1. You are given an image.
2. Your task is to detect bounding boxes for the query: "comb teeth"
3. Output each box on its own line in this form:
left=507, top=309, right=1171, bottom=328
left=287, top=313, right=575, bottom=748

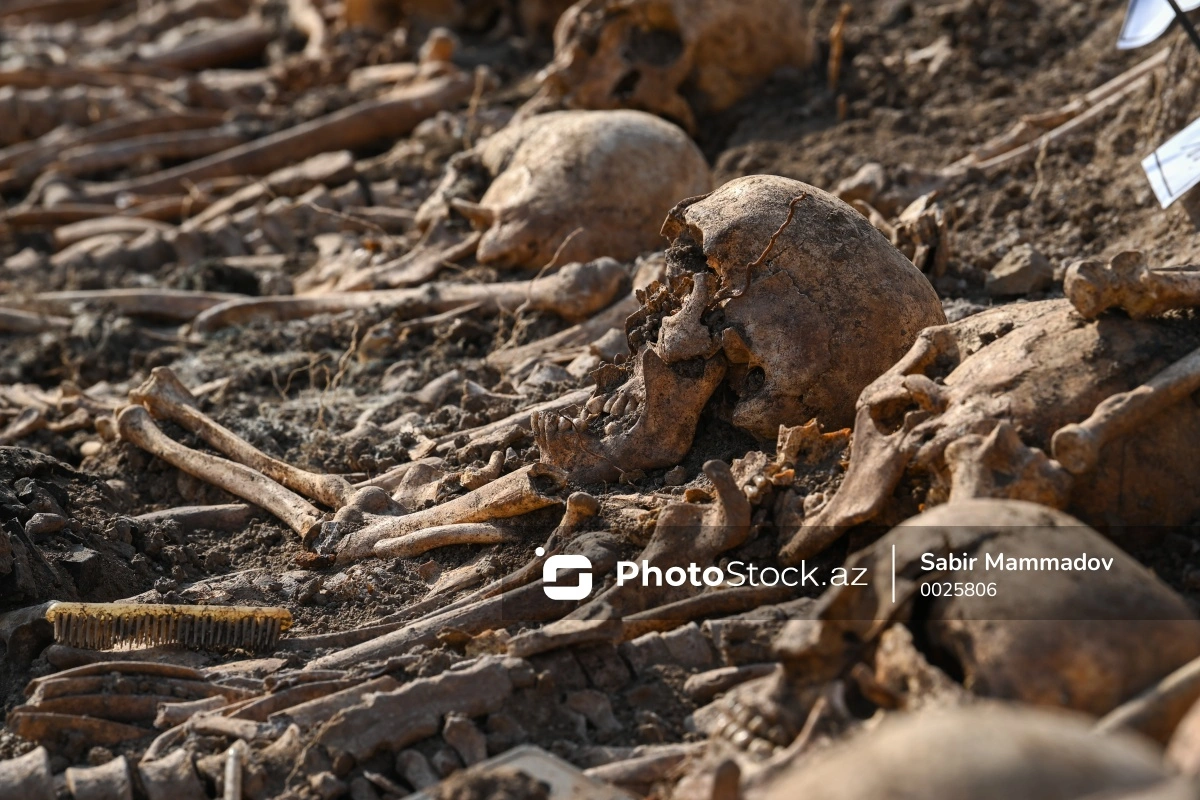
left=45, top=603, right=291, bottom=652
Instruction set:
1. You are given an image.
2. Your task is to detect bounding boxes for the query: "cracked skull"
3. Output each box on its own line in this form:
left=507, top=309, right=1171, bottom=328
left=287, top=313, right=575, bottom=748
left=534, top=0, right=814, bottom=132
left=534, top=175, right=947, bottom=483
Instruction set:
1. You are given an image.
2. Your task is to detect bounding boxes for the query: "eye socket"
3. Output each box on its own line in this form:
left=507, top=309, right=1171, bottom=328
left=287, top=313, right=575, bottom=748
left=744, top=366, right=766, bottom=394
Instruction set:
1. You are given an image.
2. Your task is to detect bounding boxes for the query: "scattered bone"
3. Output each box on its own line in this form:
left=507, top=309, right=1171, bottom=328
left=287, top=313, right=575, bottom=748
left=81, top=70, right=478, bottom=202
left=66, top=756, right=133, bottom=800
left=133, top=504, right=257, bottom=532
left=1097, top=654, right=1200, bottom=745
left=138, top=747, right=207, bottom=800
left=336, top=463, right=565, bottom=562
left=1065, top=251, right=1200, bottom=320
left=374, top=522, right=513, bottom=560
left=757, top=704, right=1174, bottom=800
left=0, top=747, right=54, bottom=800
left=131, top=367, right=354, bottom=509
left=789, top=299, right=1200, bottom=560
left=116, top=405, right=326, bottom=541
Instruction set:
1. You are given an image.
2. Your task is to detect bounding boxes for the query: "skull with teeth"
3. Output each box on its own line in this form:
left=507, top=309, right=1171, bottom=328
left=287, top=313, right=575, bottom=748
left=533, top=175, right=947, bottom=483
left=532, top=0, right=814, bottom=132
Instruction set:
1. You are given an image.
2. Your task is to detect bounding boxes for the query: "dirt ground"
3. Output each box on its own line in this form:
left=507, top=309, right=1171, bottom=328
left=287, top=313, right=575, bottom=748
left=2, top=0, right=1200, bottom=795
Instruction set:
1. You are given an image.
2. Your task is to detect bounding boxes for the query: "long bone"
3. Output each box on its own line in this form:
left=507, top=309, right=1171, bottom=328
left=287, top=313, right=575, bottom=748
left=335, top=463, right=567, bottom=562
left=190, top=258, right=628, bottom=333
left=1052, top=344, right=1200, bottom=475
left=1065, top=252, right=1200, bottom=319
left=130, top=367, right=354, bottom=509
left=116, top=406, right=325, bottom=542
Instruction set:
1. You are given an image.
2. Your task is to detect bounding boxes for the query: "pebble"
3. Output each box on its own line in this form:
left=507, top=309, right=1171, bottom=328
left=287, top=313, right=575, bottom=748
left=25, top=512, right=66, bottom=536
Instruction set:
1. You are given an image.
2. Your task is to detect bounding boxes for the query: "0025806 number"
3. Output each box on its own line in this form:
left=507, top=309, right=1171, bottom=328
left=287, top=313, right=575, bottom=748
left=919, top=581, right=997, bottom=597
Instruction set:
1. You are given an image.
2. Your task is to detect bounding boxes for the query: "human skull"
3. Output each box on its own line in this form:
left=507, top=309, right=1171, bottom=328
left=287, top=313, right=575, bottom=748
left=702, top=499, right=1200, bottom=759
left=760, top=703, right=1182, bottom=800
left=534, top=175, right=946, bottom=483
left=661, top=175, right=948, bottom=440
left=535, top=0, right=814, bottom=131
left=416, top=109, right=711, bottom=269
left=784, top=298, right=1200, bottom=562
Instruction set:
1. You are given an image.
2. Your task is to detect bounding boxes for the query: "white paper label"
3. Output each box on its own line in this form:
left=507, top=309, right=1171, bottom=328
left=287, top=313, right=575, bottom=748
left=1119, top=0, right=1200, bottom=49
left=1142, top=115, right=1200, bottom=207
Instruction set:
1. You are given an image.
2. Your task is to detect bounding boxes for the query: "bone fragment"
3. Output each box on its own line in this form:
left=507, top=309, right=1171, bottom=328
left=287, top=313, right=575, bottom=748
left=0, top=747, right=54, bottom=800
left=396, top=750, right=439, bottom=790
left=82, top=71, right=477, bottom=202
left=947, top=50, right=1168, bottom=172
left=117, top=405, right=325, bottom=541
left=1052, top=344, right=1200, bottom=475
left=222, top=740, right=245, bottom=800
left=270, top=676, right=398, bottom=730
left=3, top=289, right=240, bottom=322
left=57, top=127, right=250, bottom=178
left=155, top=696, right=229, bottom=728
left=190, top=259, right=627, bottom=333
left=138, top=747, right=207, bottom=800
left=583, top=744, right=704, bottom=788
left=336, top=464, right=565, bottom=562
left=374, top=523, right=513, bottom=560
left=66, top=756, right=132, bottom=800
left=443, top=714, right=488, bottom=766
left=314, top=657, right=516, bottom=762
left=134, top=504, right=257, bottom=532
left=1096, top=654, right=1200, bottom=744
left=0, top=308, right=70, bottom=334
left=131, top=367, right=354, bottom=508
left=684, top=664, right=781, bottom=704
left=305, top=581, right=568, bottom=669
left=8, top=710, right=151, bottom=747
left=1065, top=252, right=1200, bottom=319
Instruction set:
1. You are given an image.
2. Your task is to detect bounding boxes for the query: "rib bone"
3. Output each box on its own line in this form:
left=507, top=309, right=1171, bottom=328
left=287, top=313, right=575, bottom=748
left=116, top=406, right=325, bottom=541
left=130, top=367, right=353, bottom=509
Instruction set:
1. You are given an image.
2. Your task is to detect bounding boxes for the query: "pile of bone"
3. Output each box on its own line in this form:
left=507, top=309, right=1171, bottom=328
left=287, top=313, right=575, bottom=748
left=3, top=0, right=1200, bottom=798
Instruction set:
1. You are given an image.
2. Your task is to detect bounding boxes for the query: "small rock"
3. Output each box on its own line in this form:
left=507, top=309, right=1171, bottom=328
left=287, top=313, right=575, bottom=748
left=442, top=713, right=488, bottom=766
left=834, top=162, right=887, bottom=207
left=25, top=513, right=66, bottom=536
left=79, top=441, right=102, bottom=457
left=565, top=690, right=622, bottom=735
left=986, top=244, right=1053, bottom=297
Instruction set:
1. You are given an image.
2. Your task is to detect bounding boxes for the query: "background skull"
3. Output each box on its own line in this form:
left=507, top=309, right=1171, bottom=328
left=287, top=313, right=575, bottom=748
left=533, top=0, right=814, bottom=131
left=416, top=109, right=712, bottom=269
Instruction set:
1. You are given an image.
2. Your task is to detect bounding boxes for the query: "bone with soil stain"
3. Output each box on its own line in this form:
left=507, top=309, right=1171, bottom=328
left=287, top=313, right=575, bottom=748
left=130, top=367, right=354, bottom=509
left=334, top=463, right=568, bottom=562
left=416, top=109, right=711, bottom=268
left=757, top=703, right=1181, bottom=800
left=535, top=175, right=945, bottom=484
left=785, top=298, right=1200, bottom=562
left=706, top=499, right=1200, bottom=766
left=116, top=405, right=326, bottom=542
left=531, top=0, right=814, bottom=132
left=1065, top=250, right=1200, bottom=320
left=190, top=257, right=628, bottom=333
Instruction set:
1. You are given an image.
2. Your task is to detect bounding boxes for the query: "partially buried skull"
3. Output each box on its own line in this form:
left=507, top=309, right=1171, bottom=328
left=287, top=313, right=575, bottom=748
left=533, top=175, right=947, bottom=483
left=533, top=0, right=814, bottom=132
